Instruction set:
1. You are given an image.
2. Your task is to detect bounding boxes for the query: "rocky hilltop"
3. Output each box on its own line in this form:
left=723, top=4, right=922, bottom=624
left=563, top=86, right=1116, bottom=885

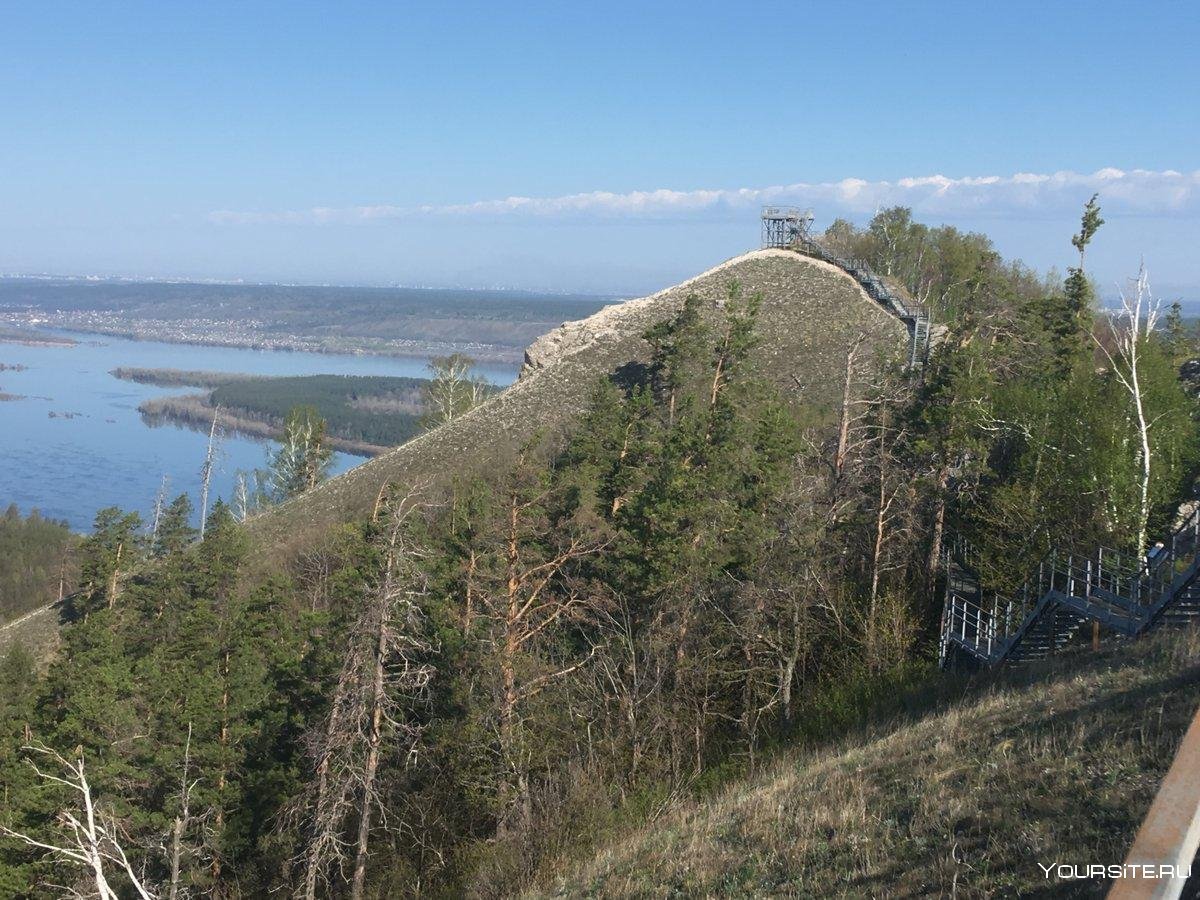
left=256, top=249, right=908, bottom=548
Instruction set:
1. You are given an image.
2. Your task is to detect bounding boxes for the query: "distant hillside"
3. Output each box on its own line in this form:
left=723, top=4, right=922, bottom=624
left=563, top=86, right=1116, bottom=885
left=0, top=279, right=609, bottom=362
left=534, top=627, right=1200, bottom=898
left=253, top=249, right=909, bottom=550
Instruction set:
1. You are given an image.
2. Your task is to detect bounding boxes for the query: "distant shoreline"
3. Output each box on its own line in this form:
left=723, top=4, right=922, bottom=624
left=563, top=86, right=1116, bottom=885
left=0, top=317, right=526, bottom=366
left=0, top=328, right=77, bottom=348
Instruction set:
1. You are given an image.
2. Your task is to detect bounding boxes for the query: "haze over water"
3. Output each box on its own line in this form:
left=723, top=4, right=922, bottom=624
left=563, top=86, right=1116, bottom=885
left=0, top=332, right=515, bottom=531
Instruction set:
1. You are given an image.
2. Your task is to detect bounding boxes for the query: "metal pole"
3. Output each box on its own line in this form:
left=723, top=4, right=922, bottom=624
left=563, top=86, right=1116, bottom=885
left=1109, top=706, right=1200, bottom=900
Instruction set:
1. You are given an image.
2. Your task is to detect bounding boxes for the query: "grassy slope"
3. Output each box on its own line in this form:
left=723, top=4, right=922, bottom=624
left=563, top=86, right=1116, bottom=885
left=535, top=629, right=1200, bottom=899
left=252, top=249, right=908, bottom=552
left=0, top=603, right=61, bottom=661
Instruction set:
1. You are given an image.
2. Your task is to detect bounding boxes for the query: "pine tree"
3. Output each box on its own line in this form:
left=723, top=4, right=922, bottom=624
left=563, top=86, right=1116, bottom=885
left=73, top=507, right=144, bottom=617
left=154, top=494, right=197, bottom=558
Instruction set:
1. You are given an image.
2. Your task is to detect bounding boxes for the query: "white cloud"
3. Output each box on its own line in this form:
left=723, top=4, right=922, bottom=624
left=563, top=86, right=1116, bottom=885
left=208, top=168, right=1200, bottom=226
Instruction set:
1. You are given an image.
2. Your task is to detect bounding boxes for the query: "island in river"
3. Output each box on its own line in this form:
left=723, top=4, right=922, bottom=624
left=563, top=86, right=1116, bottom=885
left=0, top=330, right=516, bottom=531
left=118, top=367, right=467, bottom=457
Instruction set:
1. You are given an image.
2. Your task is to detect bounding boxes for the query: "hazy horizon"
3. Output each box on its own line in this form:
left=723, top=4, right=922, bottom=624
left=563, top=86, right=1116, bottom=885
left=1, top=3, right=1196, bottom=298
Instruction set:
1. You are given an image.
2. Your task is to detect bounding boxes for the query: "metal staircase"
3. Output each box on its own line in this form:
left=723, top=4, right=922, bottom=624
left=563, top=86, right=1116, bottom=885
left=790, top=234, right=932, bottom=369
left=940, top=505, right=1200, bottom=668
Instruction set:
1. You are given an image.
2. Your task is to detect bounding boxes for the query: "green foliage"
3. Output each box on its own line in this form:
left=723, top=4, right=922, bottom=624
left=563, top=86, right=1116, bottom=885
left=212, top=374, right=429, bottom=447
left=420, top=353, right=493, bottom=430
left=0, top=504, right=75, bottom=625
left=269, top=405, right=334, bottom=500
left=72, top=506, right=144, bottom=618
left=824, top=206, right=1046, bottom=326
left=153, top=493, right=196, bottom=557
left=6, top=208, right=1200, bottom=897
left=1071, top=193, right=1105, bottom=263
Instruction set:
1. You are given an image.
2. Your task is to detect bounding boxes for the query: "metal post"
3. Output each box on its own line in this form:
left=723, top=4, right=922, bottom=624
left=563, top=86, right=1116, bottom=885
left=988, top=599, right=997, bottom=656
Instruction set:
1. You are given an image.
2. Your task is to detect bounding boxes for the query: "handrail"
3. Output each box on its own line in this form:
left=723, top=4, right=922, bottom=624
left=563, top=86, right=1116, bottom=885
left=942, top=503, right=1200, bottom=667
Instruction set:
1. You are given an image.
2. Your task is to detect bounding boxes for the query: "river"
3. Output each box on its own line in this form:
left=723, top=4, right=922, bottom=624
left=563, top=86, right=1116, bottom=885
left=0, top=332, right=516, bottom=531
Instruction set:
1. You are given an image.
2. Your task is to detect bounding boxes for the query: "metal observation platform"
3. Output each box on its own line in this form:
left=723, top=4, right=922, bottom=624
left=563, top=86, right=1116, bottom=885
left=761, top=207, right=930, bottom=369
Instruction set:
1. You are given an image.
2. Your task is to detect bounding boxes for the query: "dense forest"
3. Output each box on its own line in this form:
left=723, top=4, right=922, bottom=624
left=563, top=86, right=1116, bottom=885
left=0, top=505, right=76, bottom=626
left=2, top=204, right=1198, bottom=897
left=212, top=374, right=429, bottom=448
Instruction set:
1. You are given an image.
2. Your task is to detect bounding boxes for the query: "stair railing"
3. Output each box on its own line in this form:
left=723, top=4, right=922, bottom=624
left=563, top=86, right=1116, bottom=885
left=942, top=503, right=1200, bottom=667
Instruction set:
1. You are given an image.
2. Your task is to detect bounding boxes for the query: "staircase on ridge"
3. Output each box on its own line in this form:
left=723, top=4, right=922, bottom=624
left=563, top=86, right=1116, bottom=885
left=940, top=505, right=1200, bottom=668
left=791, top=235, right=932, bottom=369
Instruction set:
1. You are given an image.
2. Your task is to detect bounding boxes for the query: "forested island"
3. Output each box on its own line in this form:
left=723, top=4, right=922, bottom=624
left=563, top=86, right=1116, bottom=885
left=119, top=365, right=495, bottom=456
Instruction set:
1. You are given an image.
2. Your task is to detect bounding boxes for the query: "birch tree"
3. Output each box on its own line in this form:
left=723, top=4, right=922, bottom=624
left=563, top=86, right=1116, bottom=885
left=270, top=405, right=333, bottom=501
left=1096, top=263, right=1160, bottom=556
left=198, top=408, right=222, bottom=538
left=420, top=354, right=489, bottom=430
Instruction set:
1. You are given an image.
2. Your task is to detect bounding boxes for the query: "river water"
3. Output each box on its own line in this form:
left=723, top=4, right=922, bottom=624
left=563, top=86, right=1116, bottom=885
left=0, top=332, right=515, bottom=531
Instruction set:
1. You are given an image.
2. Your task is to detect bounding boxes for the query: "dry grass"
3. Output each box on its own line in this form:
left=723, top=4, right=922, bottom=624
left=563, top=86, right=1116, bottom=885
left=533, top=628, right=1200, bottom=898
left=0, top=602, right=61, bottom=662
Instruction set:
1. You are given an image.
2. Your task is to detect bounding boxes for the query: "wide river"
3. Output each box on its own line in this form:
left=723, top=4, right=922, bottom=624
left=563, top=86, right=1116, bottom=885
left=0, top=332, right=516, bottom=531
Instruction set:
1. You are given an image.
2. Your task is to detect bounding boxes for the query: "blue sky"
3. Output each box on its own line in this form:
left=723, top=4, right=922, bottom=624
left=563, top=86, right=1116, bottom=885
left=1, top=1, right=1197, bottom=298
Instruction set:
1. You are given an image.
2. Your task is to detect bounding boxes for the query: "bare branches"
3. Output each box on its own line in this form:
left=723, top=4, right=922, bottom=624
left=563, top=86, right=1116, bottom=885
left=0, top=743, right=158, bottom=900
left=294, top=482, right=437, bottom=900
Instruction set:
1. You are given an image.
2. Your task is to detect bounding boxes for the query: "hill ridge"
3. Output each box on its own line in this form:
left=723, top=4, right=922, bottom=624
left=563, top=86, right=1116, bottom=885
left=254, top=248, right=908, bottom=550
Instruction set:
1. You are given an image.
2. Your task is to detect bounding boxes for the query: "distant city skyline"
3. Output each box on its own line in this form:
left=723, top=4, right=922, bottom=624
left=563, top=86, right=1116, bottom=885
left=1, top=1, right=1196, bottom=299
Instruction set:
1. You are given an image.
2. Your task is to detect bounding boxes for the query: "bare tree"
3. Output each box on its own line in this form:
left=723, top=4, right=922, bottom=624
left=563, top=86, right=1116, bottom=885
left=421, top=354, right=489, bottom=430
left=166, top=724, right=201, bottom=900
left=198, top=408, right=222, bottom=538
left=151, top=475, right=169, bottom=540
left=0, top=744, right=157, bottom=899
left=295, top=485, right=436, bottom=900
left=232, top=472, right=250, bottom=523
left=474, top=461, right=608, bottom=832
left=1096, top=262, right=1160, bottom=555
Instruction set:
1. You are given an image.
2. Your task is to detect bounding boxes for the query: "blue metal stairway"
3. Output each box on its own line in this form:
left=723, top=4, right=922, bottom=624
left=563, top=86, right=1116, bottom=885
left=940, top=506, right=1200, bottom=668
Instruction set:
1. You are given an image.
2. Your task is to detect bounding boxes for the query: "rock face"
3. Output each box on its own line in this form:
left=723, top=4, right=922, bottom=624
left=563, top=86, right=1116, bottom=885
left=255, top=249, right=909, bottom=548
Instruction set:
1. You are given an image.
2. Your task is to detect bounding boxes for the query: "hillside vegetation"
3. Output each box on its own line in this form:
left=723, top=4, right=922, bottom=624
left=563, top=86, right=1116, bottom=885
left=253, top=248, right=907, bottom=549
left=536, top=627, right=1200, bottom=898
left=3, top=206, right=1199, bottom=898
left=0, top=505, right=75, bottom=627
